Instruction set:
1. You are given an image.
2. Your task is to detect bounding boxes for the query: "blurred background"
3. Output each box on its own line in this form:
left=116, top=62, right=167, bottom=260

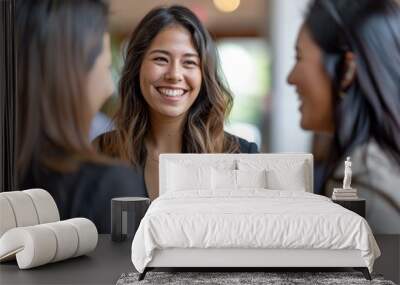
left=92, top=0, right=313, bottom=155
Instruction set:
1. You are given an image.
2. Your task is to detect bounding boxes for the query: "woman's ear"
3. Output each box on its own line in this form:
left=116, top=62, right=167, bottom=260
left=341, top=52, right=357, bottom=90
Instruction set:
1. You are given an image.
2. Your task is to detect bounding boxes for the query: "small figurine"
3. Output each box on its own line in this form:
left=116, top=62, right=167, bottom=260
left=343, top=157, right=352, bottom=189
left=332, top=157, right=358, bottom=200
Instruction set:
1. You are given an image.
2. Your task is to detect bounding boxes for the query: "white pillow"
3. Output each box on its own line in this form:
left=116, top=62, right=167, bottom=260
left=212, top=169, right=268, bottom=190
left=266, top=162, right=306, bottom=191
left=167, top=162, right=212, bottom=191
left=237, top=169, right=267, bottom=189
left=238, top=159, right=308, bottom=191
left=212, top=168, right=237, bottom=190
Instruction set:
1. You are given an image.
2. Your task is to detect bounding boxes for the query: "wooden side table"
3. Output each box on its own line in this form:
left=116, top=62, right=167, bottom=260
left=332, top=198, right=366, bottom=218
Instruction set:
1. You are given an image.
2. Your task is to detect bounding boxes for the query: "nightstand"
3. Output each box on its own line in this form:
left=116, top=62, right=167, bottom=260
left=332, top=198, right=366, bottom=218
left=111, top=197, right=150, bottom=242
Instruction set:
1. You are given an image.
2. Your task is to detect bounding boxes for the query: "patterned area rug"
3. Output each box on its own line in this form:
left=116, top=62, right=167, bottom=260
left=116, top=271, right=396, bottom=285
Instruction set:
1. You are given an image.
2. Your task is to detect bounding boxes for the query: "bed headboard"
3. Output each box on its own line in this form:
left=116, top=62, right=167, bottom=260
left=159, top=153, right=314, bottom=195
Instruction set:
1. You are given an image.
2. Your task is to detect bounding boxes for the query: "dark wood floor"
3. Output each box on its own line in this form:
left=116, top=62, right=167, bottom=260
left=373, top=235, right=400, bottom=284
left=0, top=235, right=398, bottom=284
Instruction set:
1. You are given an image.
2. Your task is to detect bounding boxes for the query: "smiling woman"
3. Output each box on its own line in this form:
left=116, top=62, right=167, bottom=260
left=95, top=5, right=258, bottom=200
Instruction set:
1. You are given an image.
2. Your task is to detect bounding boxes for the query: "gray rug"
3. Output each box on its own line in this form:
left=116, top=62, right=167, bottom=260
left=116, top=272, right=396, bottom=285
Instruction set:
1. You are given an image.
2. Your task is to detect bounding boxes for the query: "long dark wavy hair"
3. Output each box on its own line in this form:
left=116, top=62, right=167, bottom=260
left=16, top=0, right=109, bottom=181
left=305, top=0, right=400, bottom=211
left=100, top=5, right=240, bottom=167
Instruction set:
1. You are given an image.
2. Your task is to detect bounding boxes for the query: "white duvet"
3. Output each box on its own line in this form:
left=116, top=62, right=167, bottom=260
left=131, top=190, right=380, bottom=273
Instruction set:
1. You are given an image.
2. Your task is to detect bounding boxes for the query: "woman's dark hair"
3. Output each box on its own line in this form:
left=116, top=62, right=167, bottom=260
left=100, top=5, right=240, bottom=167
left=305, top=0, right=400, bottom=200
left=16, top=0, right=109, bottom=181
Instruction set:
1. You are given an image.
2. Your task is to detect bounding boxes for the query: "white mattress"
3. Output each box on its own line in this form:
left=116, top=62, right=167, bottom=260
left=131, top=190, right=380, bottom=273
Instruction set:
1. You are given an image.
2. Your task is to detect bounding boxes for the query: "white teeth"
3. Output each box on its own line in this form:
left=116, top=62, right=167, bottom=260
left=158, top=88, right=185, bottom=97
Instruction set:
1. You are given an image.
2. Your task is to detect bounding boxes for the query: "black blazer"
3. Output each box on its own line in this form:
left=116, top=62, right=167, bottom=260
left=21, top=162, right=147, bottom=234
left=21, top=134, right=258, bottom=234
left=236, top=136, right=259, bottom=153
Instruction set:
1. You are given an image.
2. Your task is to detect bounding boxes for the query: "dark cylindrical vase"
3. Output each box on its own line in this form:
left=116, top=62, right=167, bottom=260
left=111, top=197, right=150, bottom=242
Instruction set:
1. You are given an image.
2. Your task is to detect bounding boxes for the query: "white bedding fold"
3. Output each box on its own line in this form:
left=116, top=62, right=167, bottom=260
left=131, top=190, right=380, bottom=273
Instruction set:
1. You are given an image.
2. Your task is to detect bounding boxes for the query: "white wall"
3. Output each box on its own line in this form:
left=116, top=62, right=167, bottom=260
left=269, top=0, right=312, bottom=153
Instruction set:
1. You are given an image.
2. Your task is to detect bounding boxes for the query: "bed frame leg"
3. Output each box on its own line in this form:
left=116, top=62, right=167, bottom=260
left=138, top=268, right=148, bottom=281
left=354, top=267, right=371, bottom=280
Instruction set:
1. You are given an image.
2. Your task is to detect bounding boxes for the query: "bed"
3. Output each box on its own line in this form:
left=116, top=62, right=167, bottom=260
left=131, top=154, right=380, bottom=280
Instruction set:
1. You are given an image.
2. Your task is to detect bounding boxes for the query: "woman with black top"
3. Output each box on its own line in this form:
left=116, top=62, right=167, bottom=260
left=16, top=0, right=146, bottom=233
left=96, top=5, right=258, bottom=201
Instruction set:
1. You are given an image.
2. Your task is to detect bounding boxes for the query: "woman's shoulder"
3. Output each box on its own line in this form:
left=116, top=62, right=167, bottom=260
left=22, top=161, right=145, bottom=201
left=80, top=162, right=140, bottom=182
left=331, top=140, right=400, bottom=197
left=363, top=141, right=400, bottom=187
left=225, top=132, right=259, bottom=154
left=335, top=141, right=400, bottom=178
left=77, top=162, right=146, bottom=195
